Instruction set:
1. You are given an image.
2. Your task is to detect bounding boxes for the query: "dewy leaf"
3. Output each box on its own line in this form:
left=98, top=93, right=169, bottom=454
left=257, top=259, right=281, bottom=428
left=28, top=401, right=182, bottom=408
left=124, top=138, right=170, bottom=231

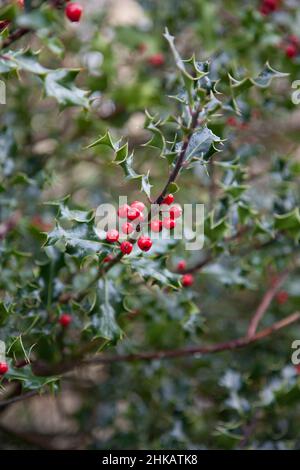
left=229, top=63, right=288, bottom=98
left=87, top=132, right=152, bottom=196
left=0, top=302, right=11, bottom=327
left=43, top=69, right=90, bottom=109
left=253, top=63, right=289, bottom=88
left=90, top=279, right=122, bottom=342
left=274, top=208, right=300, bottom=241
left=185, top=126, right=221, bottom=163
left=164, top=28, right=206, bottom=81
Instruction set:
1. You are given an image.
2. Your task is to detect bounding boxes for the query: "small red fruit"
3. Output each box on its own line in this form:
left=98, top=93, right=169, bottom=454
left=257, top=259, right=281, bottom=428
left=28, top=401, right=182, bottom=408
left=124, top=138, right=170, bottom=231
left=285, top=44, right=297, bottom=58
left=162, top=217, right=176, bottom=230
left=65, top=2, right=83, bottom=22
left=182, top=274, right=194, bottom=287
left=120, top=241, right=133, bottom=255
left=122, top=222, right=134, bottom=235
left=276, top=290, right=289, bottom=305
left=0, top=362, right=9, bottom=375
left=227, top=116, right=239, bottom=127
left=59, top=314, right=72, bottom=327
left=169, top=204, right=182, bottom=219
left=127, top=207, right=141, bottom=221
left=148, top=53, right=165, bottom=67
left=137, top=235, right=152, bottom=252
left=118, top=204, right=130, bottom=219
left=162, top=194, right=174, bottom=205
left=103, top=254, right=113, bottom=263
left=177, top=260, right=187, bottom=272
left=150, top=220, right=162, bottom=233
left=295, top=364, right=300, bottom=375
left=131, top=201, right=145, bottom=213
left=106, top=229, right=119, bottom=243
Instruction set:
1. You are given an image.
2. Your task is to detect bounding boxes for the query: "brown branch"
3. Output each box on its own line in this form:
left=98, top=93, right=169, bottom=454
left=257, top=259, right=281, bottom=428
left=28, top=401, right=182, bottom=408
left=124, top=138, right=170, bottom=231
left=84, top=312, right=300, bottom=365
left=247, top=269, right=290, bottom=338
left=0, top=27, right=31, bottom=50
left=31, top=312, right=300, bottom=376
left=0, top=390, right=38, bottom=409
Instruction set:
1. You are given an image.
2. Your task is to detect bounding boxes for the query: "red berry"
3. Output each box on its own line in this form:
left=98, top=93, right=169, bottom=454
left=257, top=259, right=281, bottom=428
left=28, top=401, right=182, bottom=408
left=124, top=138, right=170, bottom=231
left=59, top=314, right=72, bottom=327
left=295, top=364, right=300, bottom=375
left=169, top=204, right=182, bottom=219
left=127, top=207, right=141, bottom=221
left=0, top=362, right=8, bottom=375
left=103, top=254, right=113, bottom=263
left=227, top=116, right=238, bottom=127
left=120, top=241, right=133, bottom=255
left=285, top=44, right=297, bottom=58
left=137, top=236, right=152, bottom=252
left=162, top=194, right=174, bottom=205
left=122, top=222, right=134, bottom=235
left=177, top=260, right=187, bottom=272
left=131, top=201, right=145, bottom=213
left=150, top=220, right=162, bottom=233
left=118, top=204, right=130, bottom=219
left=106, top=229, right=119, bottom=243
left=162, top=217, right=176, bottom=230
left=148, top=53, right=165, bottom=67
left=182, top=274, right=194, bottom=287
left=65, top=2, right=83, bottom=22
left=276, top=290, right=289, bottom=305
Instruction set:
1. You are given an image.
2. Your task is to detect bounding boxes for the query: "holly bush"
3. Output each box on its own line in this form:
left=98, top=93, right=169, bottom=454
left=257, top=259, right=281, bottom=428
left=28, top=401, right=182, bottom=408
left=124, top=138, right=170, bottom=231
left=1, top=0, right=300, bottom=450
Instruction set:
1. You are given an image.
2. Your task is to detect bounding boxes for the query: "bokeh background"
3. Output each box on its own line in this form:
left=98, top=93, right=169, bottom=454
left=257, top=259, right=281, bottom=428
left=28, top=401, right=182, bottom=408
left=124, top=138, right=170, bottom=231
left=1, top=0, right=300, bottom=449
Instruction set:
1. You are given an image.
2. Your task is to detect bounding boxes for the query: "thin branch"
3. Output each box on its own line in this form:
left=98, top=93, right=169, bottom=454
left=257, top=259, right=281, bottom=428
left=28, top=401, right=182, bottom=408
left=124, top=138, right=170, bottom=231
left=247, top=269, right=290, bottom=338
left=83, top=312, right=300, bottom=365
left=0, top=27, right=31, bottom=50
left=0, top=390, right=38, bottom=409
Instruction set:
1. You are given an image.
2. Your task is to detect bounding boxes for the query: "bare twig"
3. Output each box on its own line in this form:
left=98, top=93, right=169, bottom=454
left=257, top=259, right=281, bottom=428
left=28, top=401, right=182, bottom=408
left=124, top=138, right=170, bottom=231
left=0, top=390, right=38, bottom=409
left=81, top=312, right=300, bottom=365
left=247, top=269, right=290, bottom=338
left=0, top=28, right=31, bottom=50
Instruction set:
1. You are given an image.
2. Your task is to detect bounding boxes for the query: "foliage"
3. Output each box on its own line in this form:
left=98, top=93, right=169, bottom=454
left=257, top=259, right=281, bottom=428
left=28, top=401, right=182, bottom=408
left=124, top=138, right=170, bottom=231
left=0, top=0, right=300, bottom=450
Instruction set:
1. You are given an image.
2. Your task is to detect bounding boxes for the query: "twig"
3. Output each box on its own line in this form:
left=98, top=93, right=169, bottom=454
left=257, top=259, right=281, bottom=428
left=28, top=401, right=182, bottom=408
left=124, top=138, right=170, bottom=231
left=31, top=312, right=300, bottom=375
left=81, top=312, right=300, bottom=365
left=0, top=390, right=38, bottom=409
left=0, top=28, right=31, bottom=50
left=247, top=269, right=290, bottom=338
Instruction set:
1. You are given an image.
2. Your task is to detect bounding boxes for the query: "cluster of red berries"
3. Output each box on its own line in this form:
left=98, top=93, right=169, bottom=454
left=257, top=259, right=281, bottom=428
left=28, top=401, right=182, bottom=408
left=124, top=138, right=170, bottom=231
left=105, top=194, right=182, bottom=256
left=65, top=1, right=83, bottom=22
left=283, top=35, right=300, bottom=59
left=259, top=0, right=280, bottom=15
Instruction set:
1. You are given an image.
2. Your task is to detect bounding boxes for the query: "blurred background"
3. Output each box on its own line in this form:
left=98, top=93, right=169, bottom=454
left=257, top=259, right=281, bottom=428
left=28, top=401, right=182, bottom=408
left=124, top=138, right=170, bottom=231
left=1, top=0, right=300, bottom=449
